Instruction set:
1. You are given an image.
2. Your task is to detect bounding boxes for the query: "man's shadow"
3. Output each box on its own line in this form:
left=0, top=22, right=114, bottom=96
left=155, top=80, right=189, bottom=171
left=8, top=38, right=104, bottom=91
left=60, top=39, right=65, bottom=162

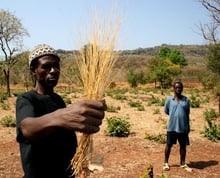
left=188, top=160, right=218, bottom=169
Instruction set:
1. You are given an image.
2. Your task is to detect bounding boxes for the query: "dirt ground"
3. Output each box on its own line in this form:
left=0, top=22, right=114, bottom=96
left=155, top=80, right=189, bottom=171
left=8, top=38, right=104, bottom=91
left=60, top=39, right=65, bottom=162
left=0, top=89, right=220, bottom=178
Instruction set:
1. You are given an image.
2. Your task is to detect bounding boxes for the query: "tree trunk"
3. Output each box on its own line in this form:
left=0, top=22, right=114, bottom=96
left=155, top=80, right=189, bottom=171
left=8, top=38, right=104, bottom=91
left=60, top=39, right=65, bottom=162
left=3, top=69, right=11, bottom=96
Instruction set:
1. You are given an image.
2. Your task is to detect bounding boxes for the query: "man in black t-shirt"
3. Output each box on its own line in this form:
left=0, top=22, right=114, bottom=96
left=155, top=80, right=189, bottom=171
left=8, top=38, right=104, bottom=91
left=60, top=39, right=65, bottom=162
left=16, top=44, right=106, bottom=178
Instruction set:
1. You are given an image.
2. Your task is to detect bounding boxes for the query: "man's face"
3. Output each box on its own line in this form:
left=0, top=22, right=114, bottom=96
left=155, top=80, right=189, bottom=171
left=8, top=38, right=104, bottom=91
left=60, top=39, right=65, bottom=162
left=32, top=55, right=60, bottom=88
left=174, top=83, right=183, bottom=95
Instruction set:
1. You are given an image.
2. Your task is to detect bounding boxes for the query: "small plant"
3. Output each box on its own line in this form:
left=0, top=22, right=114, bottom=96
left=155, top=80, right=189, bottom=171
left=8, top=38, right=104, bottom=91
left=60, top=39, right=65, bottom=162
left=107, top=104, right=118, bottom=112
left=128, top=100, right=145, bottom=111
left=0, top=92, right=8, bottom=103
left=147, top=97, right=161, bottom=106
left=0, top=115, right=16, bottom=127
left=127, top=69, right=139, bottom=88
left=160, top=173, right=169, bottom=178
left=139, top=164, right=153, bottom=178
left=153, top=107, right=160, bottom=114
left=190, top=94, right=201, bottom=108
left=144, top=133, right=166, bottom=144
left=113, top=94, right=127, bottom=101
left=105, top=116, right=131, bottom=137
left=0, top=102, right=10, bottom=110
left=201, top=108, right=220, bottom=142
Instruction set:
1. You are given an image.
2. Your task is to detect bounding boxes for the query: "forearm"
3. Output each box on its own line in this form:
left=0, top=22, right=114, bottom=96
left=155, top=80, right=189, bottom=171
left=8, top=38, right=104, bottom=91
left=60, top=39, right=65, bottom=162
left=19, top=109, right=62, bottom=142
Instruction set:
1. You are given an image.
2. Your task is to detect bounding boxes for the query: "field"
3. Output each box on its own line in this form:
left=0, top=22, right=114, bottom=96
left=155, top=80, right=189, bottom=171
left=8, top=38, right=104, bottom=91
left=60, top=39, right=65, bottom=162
left=0, top=84, right=220, bottom=178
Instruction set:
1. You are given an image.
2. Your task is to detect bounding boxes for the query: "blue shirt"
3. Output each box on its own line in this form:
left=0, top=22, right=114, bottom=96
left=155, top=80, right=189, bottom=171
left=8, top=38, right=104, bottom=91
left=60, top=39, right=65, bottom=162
left=164, top=95, right=190, bottom=133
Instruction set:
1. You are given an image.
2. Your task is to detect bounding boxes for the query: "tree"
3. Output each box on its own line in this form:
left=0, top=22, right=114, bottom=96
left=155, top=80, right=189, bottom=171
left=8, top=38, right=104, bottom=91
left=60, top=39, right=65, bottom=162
left=158, top=47, right=187, bottom=66
left=0, top=9, right=29, bottom=96
left=199, top=0, right=220, bottom=44
left=146, top=47, right=184, bottom=93
left=206, top=44, right=220, bottom=75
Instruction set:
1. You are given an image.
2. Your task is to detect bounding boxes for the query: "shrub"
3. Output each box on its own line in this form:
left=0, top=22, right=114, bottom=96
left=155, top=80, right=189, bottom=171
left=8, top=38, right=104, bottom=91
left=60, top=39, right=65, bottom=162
left=190, top=95, right=201, bottom=108
left=107, top=104, right=118, bottom=112
left=153, top=107, right=160, bottom=114
left=0, top=115, right=16, bottom=127
left=201, top=109, right=220, bottom=142
left=139, top=164, right=153, bottom=178
left=105, top=116, right=131, bottom=137
left=0, top=102, right=10, bottom=110
left=128, top=100, right=145, bottom=111
left=0, top=92, right=8, bottom=103
left=113, top=94, right=127, bottom=101
left=144, top=133, right=166, bottom=144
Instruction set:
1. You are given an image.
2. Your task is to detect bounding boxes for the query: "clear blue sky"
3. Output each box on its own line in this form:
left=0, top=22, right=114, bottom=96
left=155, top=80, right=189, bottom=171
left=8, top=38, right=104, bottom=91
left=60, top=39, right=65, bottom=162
left=1, top=0, right=210, bottom=51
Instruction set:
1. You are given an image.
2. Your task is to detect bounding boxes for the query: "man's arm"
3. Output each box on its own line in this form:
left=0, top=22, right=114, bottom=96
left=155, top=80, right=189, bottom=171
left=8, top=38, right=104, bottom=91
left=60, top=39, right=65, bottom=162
left=18, top=100, right=106, bottom=142
left=164, top=97, right=170, bottom=115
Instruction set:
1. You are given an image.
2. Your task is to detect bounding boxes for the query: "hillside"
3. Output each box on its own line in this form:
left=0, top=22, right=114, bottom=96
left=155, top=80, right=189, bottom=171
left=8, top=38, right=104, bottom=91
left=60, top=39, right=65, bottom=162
left=57, top=44, right=209, bottom=84
left=6, top=44, right=209, bottom=90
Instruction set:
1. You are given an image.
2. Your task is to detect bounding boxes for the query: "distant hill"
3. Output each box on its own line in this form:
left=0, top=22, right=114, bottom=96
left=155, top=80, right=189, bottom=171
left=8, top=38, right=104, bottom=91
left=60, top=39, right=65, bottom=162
left=7, top=44, right=209, bottom=88
left=110, top=45, right=209, bottom=82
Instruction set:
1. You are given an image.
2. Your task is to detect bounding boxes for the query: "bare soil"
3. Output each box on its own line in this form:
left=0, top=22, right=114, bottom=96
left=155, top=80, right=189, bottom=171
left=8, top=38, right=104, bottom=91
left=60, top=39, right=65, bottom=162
left=0, top=88, right=220, bottom=178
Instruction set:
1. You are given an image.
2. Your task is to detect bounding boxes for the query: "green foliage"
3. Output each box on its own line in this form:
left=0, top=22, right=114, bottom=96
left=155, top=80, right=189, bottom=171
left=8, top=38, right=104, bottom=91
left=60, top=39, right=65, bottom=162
left=106, top=88, right=128, bottom=100
left=147, top=96, right=165, bottom=106
left=146, top=46, right=187, bottom=90
left=105, top=116, right=131, bottom=137
left=139, top=164, right=153, bottom=178
left=0, top=115, right=16, bottom=127
left=107, top=104, right=118, bottom=112
left=0, top=102, right=10, bottom=110
left=159, top=173, right=169, bottom=178
left=198, top=71, right=218, bottom=89
left=126, top=69, right=139, bottom=88
left=0, top=92, right=8, bottom=103
left=206, top=44, right=220, bottom=76
left=126, top=69, right=147, bottom=88
left=61, top=94, right=72, bottom=104
left=113, top=94, right=127, bottom=101
left=128, top=100, right=145, bottom=111
left=158, top=46, right=187, bottom=66
left=190, top=95, right=201, bottom=108
left=144, top=133, right=166, bottom=144
left=201, top=109, right=220, bottom=142
left=153, top=107, right=160, bottom=114
left=0, top=9, right=29, bottom=96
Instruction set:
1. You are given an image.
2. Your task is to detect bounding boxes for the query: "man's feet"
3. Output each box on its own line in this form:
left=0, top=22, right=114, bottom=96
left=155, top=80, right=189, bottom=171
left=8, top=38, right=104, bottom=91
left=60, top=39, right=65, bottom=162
left=180, top=164, right=192, bottom=172
left=163, top=163, right=170, bottom=171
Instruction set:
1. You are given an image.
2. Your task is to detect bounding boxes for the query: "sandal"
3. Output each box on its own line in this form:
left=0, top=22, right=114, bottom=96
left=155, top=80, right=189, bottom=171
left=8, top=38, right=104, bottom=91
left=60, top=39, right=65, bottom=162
left=180, top=164, right=192, bottom=172
left=163, top=163, right=170, bottom=171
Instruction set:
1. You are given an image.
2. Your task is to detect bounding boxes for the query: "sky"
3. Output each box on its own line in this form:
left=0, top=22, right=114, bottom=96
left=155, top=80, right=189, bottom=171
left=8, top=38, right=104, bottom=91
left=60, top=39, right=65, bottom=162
left=1, top=0, right=211, bottom=51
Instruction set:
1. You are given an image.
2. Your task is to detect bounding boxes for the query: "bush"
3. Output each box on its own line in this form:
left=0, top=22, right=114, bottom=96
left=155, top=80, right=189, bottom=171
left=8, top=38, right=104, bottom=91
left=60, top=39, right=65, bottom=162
left=128, top=100, right=145, bottom=111
left=105, top=116, right=131, bottom=137
left=0, top=92, right=8, bottom=103
left=0, top=115, right=16, bottom=127
left=190, top=95, right=201, bottom=108
left=107, top=104, right=118, bottom=112
left=144, top=133, right=166, bottom=144
left=201, top=109, right=220, bottom=142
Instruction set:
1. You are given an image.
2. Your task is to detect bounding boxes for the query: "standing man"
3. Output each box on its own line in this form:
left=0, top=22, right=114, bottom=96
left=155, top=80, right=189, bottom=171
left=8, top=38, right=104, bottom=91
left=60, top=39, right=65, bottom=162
left=16, top=44, right=106, bottom=178
left=163, top=80, right=192, bottom=172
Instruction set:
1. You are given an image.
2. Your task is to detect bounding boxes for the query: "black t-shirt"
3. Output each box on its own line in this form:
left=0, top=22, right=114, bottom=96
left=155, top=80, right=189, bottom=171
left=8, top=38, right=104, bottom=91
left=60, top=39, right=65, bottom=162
left=16, top=90, right=77, bottom=178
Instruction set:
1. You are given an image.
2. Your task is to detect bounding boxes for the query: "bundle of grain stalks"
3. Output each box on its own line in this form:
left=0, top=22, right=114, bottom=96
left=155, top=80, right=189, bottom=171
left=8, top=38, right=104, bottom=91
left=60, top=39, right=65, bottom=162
left=70, top=11, right=122, bottom=177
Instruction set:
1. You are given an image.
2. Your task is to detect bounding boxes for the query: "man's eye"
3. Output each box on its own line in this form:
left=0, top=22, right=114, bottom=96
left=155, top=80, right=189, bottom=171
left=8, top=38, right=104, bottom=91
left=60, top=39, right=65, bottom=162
left=42, top=64, right=51, bottom=69
left=41, top=64, right=60, bottom=70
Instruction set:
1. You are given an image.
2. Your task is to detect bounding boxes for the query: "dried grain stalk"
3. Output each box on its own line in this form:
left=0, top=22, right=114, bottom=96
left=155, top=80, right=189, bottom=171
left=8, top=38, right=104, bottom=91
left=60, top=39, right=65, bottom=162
left=70, top=11, right=122, bottom=177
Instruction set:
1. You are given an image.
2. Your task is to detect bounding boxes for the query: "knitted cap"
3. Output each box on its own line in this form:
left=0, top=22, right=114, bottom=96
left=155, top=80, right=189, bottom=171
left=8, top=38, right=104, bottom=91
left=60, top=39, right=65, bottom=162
left=29, top=44, right=60, bottom=66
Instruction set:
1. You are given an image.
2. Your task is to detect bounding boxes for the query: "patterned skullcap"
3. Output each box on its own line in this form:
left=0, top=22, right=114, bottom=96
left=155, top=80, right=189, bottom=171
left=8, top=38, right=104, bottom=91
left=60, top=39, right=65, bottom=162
left=29, top=44, right=60, bottom=67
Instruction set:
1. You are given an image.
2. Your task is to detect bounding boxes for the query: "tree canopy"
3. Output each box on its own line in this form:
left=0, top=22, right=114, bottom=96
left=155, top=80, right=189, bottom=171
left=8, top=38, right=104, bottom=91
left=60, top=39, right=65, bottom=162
left=0, top=9, right=29, bottom=96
